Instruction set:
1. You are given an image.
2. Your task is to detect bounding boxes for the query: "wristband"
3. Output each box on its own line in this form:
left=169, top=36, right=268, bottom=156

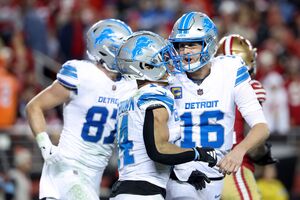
left=36, top=132, right=51, bottom=149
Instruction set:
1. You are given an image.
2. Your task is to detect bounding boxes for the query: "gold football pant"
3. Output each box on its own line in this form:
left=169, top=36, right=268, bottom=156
left=222, top=166, right=260, bottom=200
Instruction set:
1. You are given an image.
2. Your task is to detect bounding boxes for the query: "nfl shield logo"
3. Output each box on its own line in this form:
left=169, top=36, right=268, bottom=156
left=197, top=89, right=203, bottom=95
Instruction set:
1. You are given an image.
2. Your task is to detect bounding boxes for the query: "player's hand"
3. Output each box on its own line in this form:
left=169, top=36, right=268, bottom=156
left=217, top=148, right=245, bottom=174
left=187, top=170, right=211, bottom=190
left=194, top=147, right=217, bottom=167
left=36, top=132, right=61, bottom=164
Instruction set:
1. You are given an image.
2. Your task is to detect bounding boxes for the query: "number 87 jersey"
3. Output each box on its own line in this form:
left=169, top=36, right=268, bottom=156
left=56, top=60, right=137, bottom=170
left=168, top=56, right=266, bottom=178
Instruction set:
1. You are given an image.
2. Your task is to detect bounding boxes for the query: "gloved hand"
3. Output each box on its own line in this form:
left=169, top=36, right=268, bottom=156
left=187, top=170, right=211, bottom=190
left=36, top=132, right=61, bottom=164
left=194, top=147, right=217, bottom=167
left=250, top=142, right=278, bottom=166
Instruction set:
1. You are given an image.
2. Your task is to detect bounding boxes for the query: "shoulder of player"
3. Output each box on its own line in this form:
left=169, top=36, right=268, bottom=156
left=62, top=59, right=97, bottom=70
left=137, top=84, right=174, bottom=112
left=57, top=59, right=98, bottom=90
left=250, top=79, right=265, bottom=91
left=212, top=55, right=245, bottom=71
left=212, top=55, right=249, bottom=83
left=139, top=84, right=172, bottom=97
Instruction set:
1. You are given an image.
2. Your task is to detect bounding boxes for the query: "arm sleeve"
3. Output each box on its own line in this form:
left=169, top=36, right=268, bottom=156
left=143, top=107, right=196, bottom=165
left=56, top=60, right=80, bottom=90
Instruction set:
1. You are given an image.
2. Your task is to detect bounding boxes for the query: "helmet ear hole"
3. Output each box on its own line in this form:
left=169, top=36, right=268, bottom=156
left=139, top=62, right=144, bottom=70
left=144, top=63, right=154, bottom=70
left=99, top=51, right=107, bottom=56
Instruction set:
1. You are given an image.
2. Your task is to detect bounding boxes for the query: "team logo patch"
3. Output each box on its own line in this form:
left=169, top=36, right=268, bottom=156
left=170, top=87, right=182, bottom=99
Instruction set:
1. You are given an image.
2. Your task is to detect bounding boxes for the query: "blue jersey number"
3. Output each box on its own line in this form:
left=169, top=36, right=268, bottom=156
left=118, top=114, right=134, bottom=166
left=81, top=106, right=117, bottom=143
left=181, top=110, right=224, bottom=148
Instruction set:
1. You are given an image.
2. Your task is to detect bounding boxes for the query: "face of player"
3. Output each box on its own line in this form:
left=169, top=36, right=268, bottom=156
left=178, top=42, right=203, bottom=65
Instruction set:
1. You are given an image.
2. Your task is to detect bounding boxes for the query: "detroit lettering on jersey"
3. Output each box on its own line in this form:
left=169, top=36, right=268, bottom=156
left=98, top=96, right=119, bottom=104
left=118, top=97, right=135, bottom=115
left=185, top=100, right=219, bottom=109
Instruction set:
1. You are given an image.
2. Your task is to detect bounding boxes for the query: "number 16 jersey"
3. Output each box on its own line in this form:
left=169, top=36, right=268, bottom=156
left=168, top=56, right=266, bottom=178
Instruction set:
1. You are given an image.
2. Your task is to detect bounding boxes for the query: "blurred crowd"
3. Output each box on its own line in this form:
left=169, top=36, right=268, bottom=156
left=0, top=0, right=300, bottom=199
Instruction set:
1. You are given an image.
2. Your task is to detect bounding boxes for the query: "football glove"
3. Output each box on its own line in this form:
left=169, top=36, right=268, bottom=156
left=250, top=142, right=278, bottom=165
left=36, top=132, right=61, bottom=164
left=187, top=170, right=211, bottom=190
left=194, top=147, right=217, bottom=167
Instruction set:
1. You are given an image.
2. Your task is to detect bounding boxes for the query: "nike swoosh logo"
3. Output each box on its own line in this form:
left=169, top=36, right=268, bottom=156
left=214, top=194, right=221, bottom=199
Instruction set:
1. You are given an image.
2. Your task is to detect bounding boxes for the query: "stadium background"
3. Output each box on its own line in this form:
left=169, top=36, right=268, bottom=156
left=0, top=0, right=299, bottom=199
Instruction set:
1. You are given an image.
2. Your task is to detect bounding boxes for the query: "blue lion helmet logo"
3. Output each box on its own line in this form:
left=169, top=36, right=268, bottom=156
left=203, top=17, right=214, bottom=32
left=132, top=36, right=153, bottom=59
left=94, top=28, right=116, bottom=47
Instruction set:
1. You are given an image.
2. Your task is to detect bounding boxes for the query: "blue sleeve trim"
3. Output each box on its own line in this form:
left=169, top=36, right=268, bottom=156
left=137, top=92, right=174, bottom=113
left=57, top=77, right=77, bottom=89
left=235, top=66, right=250, bottom=86
left=236, top=66, right=248, bottom=77
left=58, top=64, right=78, bottom=79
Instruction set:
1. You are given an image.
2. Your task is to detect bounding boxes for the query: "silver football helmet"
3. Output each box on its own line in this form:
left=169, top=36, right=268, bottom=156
left=169, top=12, right=218, bottom=72
left=86, top=19, right=133, bottom=72
left=116, top=31, right=181, bottom=82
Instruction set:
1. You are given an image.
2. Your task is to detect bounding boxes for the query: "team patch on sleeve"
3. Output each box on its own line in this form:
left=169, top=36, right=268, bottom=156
left=235, top=66, right=250, bottom=87
left=170, top=87, right=182, bottom=99
left=137, top=92, right=174, bottom=113
left=57, top=63, right=79, bottom=90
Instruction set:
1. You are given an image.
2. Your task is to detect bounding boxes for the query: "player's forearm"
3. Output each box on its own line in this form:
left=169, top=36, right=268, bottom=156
left=144, top=108, right=197, bottom=165
left=25, top=102, right=47, bottom=136
left=234, top=123, right=269, bottom=155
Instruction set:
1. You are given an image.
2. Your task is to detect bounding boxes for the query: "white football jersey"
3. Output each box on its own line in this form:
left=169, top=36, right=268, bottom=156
left=56, top=59, right=137, bottom=170
left=168, top=55, right=266, bottom=178
left=117, top=83, right=181, bottom=188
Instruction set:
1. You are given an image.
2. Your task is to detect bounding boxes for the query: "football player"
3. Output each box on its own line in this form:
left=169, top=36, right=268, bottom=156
left=110, top=31, right=217, bottom=200
left=166, top=12, right=270, bottom=200
left=218, top=34, right=277, bottom=200
left=26, top=19, right=136, bottom=200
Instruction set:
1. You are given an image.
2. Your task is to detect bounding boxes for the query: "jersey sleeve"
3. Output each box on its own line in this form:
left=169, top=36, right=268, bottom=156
left=56, top=60, right=80, bottom=90
left=234, top=61, right=251, bottom=87
left=137, top=86, right=175, bottom=117
left=250, top=79, right=266, bottom=103
left=234, top=80, right=267, bottom=127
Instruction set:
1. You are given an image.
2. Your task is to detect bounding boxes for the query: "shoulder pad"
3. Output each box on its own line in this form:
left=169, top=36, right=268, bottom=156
left=137, top=84, right=174, bottom=113
left=56, top=60, right=80, bottom=89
